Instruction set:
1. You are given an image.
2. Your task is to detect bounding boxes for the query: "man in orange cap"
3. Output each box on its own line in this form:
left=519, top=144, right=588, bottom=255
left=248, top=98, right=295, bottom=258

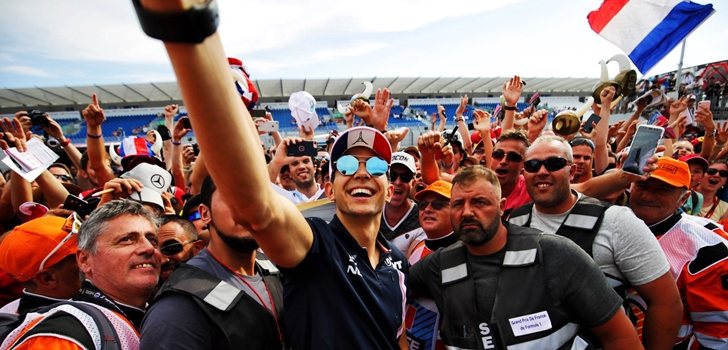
left=0, top=215, right=82, bottom=314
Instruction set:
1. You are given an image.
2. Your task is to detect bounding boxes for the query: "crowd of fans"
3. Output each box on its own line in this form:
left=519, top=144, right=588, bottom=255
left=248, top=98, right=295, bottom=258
left=0, top=2, right=727, bottom=350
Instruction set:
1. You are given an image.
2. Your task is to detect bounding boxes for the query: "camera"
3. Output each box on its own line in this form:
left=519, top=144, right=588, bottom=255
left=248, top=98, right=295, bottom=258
left=28, top=110, right=50, bottom=128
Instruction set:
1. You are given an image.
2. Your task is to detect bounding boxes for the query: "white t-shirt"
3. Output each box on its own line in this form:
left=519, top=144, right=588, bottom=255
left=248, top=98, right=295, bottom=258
left=528, top=193, right=670, bottom=287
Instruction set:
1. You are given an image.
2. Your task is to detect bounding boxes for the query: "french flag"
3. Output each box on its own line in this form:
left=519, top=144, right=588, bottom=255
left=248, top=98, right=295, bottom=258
left=588, top=0, right=714, bottom=74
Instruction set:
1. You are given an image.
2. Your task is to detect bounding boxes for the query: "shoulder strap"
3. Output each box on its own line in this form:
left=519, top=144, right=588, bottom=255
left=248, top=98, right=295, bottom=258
left=508, top=202, right=534, bottom=227
left=14, top=301, right=121, bottom=350
left=440, top=242, right=469, bottom=285
left=157, top=264, right=243, bottom=312
left=555, top=196, right=609, bottom=257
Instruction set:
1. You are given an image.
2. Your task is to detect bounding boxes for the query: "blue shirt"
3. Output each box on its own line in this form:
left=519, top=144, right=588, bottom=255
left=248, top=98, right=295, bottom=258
left=280, top=216, right=408, bottom=349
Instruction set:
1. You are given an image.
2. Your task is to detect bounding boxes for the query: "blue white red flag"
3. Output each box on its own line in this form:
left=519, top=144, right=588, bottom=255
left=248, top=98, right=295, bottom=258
left=588, top=0, right=714, bottom=74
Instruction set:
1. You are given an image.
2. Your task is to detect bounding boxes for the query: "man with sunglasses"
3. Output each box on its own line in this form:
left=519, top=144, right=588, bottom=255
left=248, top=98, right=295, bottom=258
left=488, top=130, right=531, bottom=217
left=0, top=216, right=82, bottom=314
left=157, top=215, right=205, bottom=282
left=141, top=176, right=284, bottom=349
left=510, top=135, right=681, bottom=349
left=409, top=165, right=641, bottom=349
left=569, top=137, right=595, bottom=184
left=629, top=157, right=728, bottom=349
left=405, top=180, right=457, bottom=349
left=381, top=152, right=424, bottom=258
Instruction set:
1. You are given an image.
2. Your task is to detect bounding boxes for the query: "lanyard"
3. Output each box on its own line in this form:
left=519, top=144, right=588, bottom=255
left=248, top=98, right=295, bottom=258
left=208, top=252, right=282, bottom=340
left=704, top=196, right=720, bottom=219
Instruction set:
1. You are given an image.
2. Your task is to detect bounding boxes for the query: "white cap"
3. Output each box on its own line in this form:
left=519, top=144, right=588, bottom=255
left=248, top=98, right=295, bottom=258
left=288, top=91, right=320, bottom=131
left=391, top=152, right=416, bottom=174
left=121, top=163, right=172, bottom=210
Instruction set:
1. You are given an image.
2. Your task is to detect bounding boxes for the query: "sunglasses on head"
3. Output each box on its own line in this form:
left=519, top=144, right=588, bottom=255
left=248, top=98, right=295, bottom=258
left=187, top=211, right=201, bottom=222
left=335, top=155, right=388, bottom=177
left=389, top=171, right=414, bottom=183
left=160, top=239, right=196, bottom=256
left=416, top=199, right=450, bottom=210
left=491, top=149, right=523, bottom=163
left=706, top=168, right=728, bottom=177
left=524, top=157, right=570, bottom=173
left=39, top=213, right=83, bottom=272
left=569, top=137, right=595, bottom=150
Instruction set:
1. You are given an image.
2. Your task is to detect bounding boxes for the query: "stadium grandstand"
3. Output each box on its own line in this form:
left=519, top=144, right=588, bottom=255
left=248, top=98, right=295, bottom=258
left=1, top=60, right=725, bottom=149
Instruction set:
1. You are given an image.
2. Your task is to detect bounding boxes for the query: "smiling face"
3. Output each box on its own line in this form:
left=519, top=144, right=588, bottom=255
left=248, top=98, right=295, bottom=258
left=489, top=139, right=527, bottom=188
left=699, top=162, right=728, bottom=193
left=524, top=139, right=576, bottom=214
left=629, top=178, right=687, bottom=225
left=388, top=164, right=414, bottom=208
left=289, top=156, right=316, bottom=188
left=77, top=214, right=161, bottom=307
left=326, top=147, right=393, bottom=218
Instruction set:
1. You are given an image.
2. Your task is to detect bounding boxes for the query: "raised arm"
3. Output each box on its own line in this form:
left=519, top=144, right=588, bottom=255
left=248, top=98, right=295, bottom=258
left=137, top=0, right=312, bottom=268
left=454, top=95, right=472, bottom=152
left=82, top=94, right=116, bottom=186
left=593, top=87, right=614, bottom=175
left=501, top=76, right=523, bottom=131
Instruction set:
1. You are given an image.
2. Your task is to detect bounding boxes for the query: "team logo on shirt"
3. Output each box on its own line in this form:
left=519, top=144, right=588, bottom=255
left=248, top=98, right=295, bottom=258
left=384, top=256, right=403, bottom=270
left=347, top=254, right=362, bottom=277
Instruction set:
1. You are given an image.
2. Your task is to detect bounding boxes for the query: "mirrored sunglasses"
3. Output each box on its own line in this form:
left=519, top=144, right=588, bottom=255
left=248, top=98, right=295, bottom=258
left=335, top=155, right=388, bottom=177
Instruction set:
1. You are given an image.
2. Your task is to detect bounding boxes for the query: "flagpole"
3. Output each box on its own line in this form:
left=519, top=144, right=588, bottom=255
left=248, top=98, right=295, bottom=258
left=674, top=40, right=687, bottom=96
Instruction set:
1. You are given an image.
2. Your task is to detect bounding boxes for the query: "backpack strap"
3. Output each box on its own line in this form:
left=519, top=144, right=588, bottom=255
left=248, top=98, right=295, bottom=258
left=554, top=196, right=609, bottom=257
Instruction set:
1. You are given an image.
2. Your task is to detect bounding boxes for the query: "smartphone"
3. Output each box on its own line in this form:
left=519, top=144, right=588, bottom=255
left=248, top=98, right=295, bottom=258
left=63, top=194, right=92, bottom=217
left=622, top=125, right=664, bottom=175
left=287, top=141, right=317, bottom=157
left=192, top=143, right=200, bottom=156
left=582, top=114, right=602, bottom=133
left=679, top=108, right=693, bottom=125
left=258, top=120, right=279, bottom=133
left=698, top=100, right=711, bottom=111
left=179, top=117, right=192, bottom=130
left=250, top=109, right=267, bottom=118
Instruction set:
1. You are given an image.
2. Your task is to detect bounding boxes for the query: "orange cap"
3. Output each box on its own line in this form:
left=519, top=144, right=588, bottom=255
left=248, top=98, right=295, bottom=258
left=0, top=216, right=78, bottom=282
left=649, top=157, right=691, bottom=189
left=415, top=180, right=452, bottom=201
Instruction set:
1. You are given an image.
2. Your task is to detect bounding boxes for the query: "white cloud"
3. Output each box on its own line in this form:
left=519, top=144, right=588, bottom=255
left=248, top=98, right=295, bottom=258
left=0, top=65, right=53, bottom=78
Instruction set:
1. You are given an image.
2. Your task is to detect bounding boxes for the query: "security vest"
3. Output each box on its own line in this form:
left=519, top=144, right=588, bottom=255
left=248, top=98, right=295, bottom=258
left=149, top=261, right=284, bottom=350
left=437, top=227, right=591, bottom=350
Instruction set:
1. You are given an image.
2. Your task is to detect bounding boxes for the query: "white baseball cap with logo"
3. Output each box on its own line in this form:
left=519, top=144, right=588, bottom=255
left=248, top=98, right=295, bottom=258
left=120, top=163, right=172, bottom=210
left=391, top=152, right=416, bottom=174
left=289, top=91, right=320, bottom=131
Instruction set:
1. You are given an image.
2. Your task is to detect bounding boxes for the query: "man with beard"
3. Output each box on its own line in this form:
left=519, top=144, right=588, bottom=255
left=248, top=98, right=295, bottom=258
left=408, top=165, right=641, bottom=349
left=381, top=152, right=424, bottom=257
left=157, top=215, right=205, bottom=282
left=510, top=135, right=682, bottom=349
left=289, top=155, right=325, bottom=202
left=140, top=176, right=284, bottom=350
left=488, top=130, right=531, bottom=217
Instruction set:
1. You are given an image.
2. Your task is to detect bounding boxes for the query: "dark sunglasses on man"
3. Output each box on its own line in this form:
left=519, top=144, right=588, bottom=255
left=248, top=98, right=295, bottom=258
left=389, top=171, right=414, bottom=183
left=523, top=157, right=570, bottom=173
left=491, top=149, right=523, bottom=163
left=416, top=199, right=450, bottom=211
left=160, top=239, right=198, bottom=256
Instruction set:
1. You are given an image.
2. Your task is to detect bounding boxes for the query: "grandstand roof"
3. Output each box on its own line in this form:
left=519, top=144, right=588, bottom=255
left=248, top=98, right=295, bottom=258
left=0, top=76, right=599, bottom=112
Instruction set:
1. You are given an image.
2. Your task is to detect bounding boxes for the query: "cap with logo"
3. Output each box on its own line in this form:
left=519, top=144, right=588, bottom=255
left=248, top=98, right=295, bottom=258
left=414, top=180, right=452, bottom=201
left=391, top=152, right=416, bottom=174
left=329, top=126, right=392, bottom=177
left=121, top=163, right=172, bottom=210
left=0, top=216, right=78, bottom=282
left=649, top=157, right=691, bottom=189
left=289, top=91, right=320, bottom=131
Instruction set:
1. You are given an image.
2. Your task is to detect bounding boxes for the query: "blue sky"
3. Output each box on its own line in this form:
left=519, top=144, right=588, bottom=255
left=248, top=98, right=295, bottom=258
left=1, top=0, right=726, bottom=89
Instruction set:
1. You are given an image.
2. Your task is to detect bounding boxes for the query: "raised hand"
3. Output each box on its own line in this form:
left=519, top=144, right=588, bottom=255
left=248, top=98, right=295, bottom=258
left=14, top=111, right=32, bottom=132
left=472, top=109, right=491, bottom=131
left=182, top=144, right=196, bottom=166
left=98, top=178, right=144, bottom=205
left=694, top=106, right=715, bottom=133
left=344, top=106, right=354, bottom=128
left=173, top=117, right=191, bottom=141
left=81, top=93, right=106, bottom=127
left=668, top=96, right=688, bottom=118
left=417, top=131, right=444, bottom=159
left=299, top=125, right=314, bottom=140
left=716, top=122, right=728, bottom=146
left=42, top=117, right=66, bottom=142
left=599, top=85, right=616, bottom=107
left=455, top=95, right=469, bottom=117
left=1, top=117, right=31, bottom=152
left=385, top=127, right=409, bottom=145
left=608, top=120, right=626, bottom=139
left=163, top=104, right=179, bottom=121
left=502, top=75, right=523, bottom=106
left=528, top=109, right=548, bottom=139
left=350, top=99, right=372, bottom=123
left=370, top=88, right=393, bottom=131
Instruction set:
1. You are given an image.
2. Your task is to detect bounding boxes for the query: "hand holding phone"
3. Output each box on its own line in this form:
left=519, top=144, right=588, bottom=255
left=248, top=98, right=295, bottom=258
left=582, top=114, right=602, bottom=134
left=698, top=100, right=711, bottom=111
left=622, top=125, right=664, bottom=175
left=287, top=140, right=317, bottom=157
left=258, top=120, right=279, bottom=133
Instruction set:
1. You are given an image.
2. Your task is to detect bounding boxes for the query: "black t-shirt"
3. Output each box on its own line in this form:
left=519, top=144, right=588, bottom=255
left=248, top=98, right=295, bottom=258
left=279, top=216, right=409, bottom=350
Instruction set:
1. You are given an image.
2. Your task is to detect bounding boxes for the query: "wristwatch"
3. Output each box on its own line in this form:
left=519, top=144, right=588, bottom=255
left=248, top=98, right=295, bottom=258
left=132, top=0, right=219, bottom=43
